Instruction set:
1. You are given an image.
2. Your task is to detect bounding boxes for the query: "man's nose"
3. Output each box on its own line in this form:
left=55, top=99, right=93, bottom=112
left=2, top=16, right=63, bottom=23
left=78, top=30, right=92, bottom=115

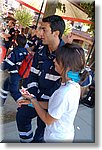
left=40, top=30, right=44, bottom=38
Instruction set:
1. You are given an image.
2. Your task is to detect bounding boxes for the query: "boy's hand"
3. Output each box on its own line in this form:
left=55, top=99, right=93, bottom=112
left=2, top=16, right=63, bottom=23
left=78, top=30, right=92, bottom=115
left=18, top=87, right=35, bottom=107
left=17, top=99, right=31, bottom=107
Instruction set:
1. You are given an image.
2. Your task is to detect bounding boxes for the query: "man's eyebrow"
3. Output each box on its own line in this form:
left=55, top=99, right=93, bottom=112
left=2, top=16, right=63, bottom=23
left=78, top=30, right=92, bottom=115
left=41, top=27, right=46, bottom=30
left=37, top=26, right=42, bottom=30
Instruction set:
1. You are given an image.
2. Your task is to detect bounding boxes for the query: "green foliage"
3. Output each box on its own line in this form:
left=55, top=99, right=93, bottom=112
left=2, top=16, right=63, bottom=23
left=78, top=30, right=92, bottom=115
left=14, top=8, right=33, bottom=28
left=79, top=1, right=95, bottom=35
left=64, top=22, right=72, bottom=35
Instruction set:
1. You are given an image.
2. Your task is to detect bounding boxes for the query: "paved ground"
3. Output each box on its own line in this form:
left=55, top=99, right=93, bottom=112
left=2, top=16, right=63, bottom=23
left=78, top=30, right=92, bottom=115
left=0, top=96, right=95, bottom=143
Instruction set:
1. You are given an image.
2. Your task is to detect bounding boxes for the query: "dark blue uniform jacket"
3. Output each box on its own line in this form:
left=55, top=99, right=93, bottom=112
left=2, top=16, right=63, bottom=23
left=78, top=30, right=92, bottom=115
left=27, top=40, right=65, bottom=102
left=0, top=46, right=28, bottom=101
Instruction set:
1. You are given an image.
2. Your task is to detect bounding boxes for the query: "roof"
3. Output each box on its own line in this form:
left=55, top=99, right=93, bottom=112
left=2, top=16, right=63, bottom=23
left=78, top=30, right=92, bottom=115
left=72, top=29, right=94, bottom=41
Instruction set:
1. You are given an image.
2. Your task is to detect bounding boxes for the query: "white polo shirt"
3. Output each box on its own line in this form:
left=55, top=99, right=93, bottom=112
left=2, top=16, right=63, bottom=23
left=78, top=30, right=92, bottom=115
left=44, top=80, right=80, bottom=142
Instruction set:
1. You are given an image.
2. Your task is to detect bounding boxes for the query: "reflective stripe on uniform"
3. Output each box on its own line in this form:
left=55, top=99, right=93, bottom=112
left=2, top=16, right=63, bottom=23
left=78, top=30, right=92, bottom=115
left=45, top=73, right=60, bottom=81
left=19, top=129, right=33, bottom=143
left=27, top=82, right=38, bottom=89
left=5, top=59, right=15, bottom=66
left=16, top=62, right=22, bottom=65
left=0, top=93, right=7, bottom=99
left=19, top=129, right=33, bottom=136
left=0, top=89, right=9, bottom=94
left=20, top=137, right=33, bottom=143
left=31, top=67, right=40, bottom=74
left=41, top=94, right=50, bottom=100
left=9, top=70, right=18, bottom=73
left=17, top=96, right=24, bottom=101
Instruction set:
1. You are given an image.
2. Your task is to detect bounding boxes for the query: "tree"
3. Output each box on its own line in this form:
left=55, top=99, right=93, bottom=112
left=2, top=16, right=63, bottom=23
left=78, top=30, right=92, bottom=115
left=79, top=1, right=95, bottom=34
left=14, top=7, right=33, bottom=28
left=78, top=2, right=95, bottom=66
left=44, top=0, right=58, bottom=17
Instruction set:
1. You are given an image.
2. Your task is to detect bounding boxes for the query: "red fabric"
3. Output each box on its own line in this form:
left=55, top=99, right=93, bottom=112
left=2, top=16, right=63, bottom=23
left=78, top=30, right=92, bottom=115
left=18, top=53, right=33, bottom=78
left=0, top=46, right=7, bottom=64
left=16, top=0, right=44, bottom=14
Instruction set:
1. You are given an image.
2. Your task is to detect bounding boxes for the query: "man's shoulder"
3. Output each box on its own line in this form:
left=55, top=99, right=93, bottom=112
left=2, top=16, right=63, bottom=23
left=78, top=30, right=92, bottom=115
left=10, top=27, right=15, bottom=31
left=59, top=39, right=65, bottom=48
left=36, top=44, right=47, bottom=54
left=9, top=28, right=15, bottom=33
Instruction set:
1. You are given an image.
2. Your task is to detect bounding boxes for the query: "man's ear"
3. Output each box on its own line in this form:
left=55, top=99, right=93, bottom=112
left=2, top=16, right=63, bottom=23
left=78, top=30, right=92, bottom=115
left=54, top=31, right=60, bottom=37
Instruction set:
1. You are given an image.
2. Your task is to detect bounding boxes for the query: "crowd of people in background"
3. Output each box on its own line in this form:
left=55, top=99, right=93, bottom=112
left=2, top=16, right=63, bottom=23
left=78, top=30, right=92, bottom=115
left=0, top=15, right=95, bottom=143
left=0, top=19, right=43, bottom=54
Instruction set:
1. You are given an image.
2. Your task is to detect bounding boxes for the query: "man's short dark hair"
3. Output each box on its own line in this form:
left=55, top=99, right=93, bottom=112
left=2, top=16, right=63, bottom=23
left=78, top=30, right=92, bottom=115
left=16, top=34, right=27, bottom=48
left=42, top=15, right=65, bottom=39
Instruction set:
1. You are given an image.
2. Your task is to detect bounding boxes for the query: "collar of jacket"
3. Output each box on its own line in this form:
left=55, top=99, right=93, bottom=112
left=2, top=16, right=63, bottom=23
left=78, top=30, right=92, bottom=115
left=47, top=39, right=65, bottom=60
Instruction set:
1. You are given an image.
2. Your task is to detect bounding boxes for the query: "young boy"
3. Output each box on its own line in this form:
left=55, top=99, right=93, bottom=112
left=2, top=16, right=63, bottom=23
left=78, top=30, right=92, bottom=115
left=0, top=34, right=28, bottom=106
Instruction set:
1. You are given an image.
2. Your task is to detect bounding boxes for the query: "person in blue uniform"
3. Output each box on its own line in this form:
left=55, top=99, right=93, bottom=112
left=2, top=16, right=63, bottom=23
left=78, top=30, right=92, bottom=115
left=80, top=66, right=95, bottom=107
left=16, top=15, right=65, bottom=143
left=0, top=34, right=28, bottom=105
left=26, top=22, right=43, bottom=53
left=22, top=23, right=43, bottom=88
left=1, top=20, right=15, bottom=51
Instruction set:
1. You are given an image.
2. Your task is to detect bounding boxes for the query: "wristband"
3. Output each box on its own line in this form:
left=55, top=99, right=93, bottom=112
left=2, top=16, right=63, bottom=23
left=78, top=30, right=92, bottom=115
left=30, top=96, right=36, bottom=102
left=25, top=96, right=36, bottom=102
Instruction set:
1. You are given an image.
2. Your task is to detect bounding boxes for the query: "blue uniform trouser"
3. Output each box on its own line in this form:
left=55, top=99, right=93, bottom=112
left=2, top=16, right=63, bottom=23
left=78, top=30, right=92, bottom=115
left=0, top=77, right=9, bottom=105
left=16, top=105, right=46, bottom=143
left=0, top=74, right=21, bottom=105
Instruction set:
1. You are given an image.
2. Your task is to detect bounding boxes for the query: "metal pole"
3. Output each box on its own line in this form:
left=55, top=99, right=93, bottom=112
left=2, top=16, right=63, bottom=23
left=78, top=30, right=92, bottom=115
left=35, top=0, right=45, bottom=29
left=86, top=39, right=95, bottom=65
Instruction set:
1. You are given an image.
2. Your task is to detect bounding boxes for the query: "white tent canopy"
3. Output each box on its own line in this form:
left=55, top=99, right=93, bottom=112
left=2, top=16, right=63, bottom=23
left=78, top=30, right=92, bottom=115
left=15, top=0, right=93, bottom=24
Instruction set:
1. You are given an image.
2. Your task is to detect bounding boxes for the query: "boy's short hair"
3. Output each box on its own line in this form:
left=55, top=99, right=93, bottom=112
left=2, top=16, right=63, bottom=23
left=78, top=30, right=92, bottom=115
left=16, top=35, right=27, bottom=48
left=42, top=15, right=65, bottom=39
left=9, top=20, right=15, bottom=26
